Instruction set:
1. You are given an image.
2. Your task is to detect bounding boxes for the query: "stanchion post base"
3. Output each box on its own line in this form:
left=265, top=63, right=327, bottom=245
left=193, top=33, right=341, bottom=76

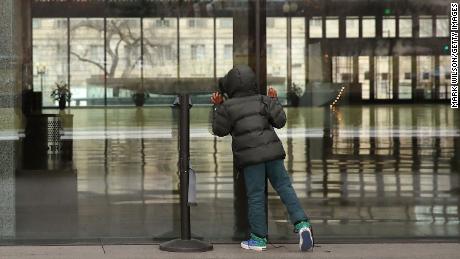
left=159, top=239, right=213, bottom=252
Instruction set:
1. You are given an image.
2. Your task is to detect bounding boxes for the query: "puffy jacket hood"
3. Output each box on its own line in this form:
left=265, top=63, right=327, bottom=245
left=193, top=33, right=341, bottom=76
left=220, top=65, right=259, bottom=98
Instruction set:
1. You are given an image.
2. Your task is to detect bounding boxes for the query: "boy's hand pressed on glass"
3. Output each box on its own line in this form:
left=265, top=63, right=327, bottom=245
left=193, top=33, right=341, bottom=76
left=268, top=87, right=277, bottom=98
left=211, top=91, right=224, bottom=105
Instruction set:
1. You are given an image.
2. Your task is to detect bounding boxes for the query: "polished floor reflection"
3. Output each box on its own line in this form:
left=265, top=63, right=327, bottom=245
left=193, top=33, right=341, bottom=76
left=4, top=105, right=460, bottom=243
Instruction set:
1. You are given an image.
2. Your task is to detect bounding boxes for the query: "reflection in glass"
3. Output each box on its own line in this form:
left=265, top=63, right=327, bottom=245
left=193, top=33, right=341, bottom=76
left=346, top=17, right=359, bottom=38
left=362, top=16, right=375, bottom=38
left=309, top=17, right=322, bottom=38
left=291, top=18, right=306, bottom=94
left=382, top=17, right=396, bottom=38
left=419, top=16, right=433, bottom=37
left=399, top=16, right=413, bottom=38
left=417, top=56, right=434, bottom=99
left=143, top=18, right=178, bottom=78
left=32, top=18, right=68, bottom=106
left=267, top=17, right=287, bottom=100
left=436, top=16, right=449, bottom=37
left=333, top=56, right=353, bottom=83
left=326, top=17, right=339, bottom=38
left=216, top=18, right=233, bottom=77
left=106, top=18, right=141, bottom=104
left=399, top=56, right=412, bottom=99
left=70, top=18, right=105, bottom=106
left=180, top=18, right=213, bottom=78
left=375, top=56, right=393, bottom=99
left=439, top=56, right=450, bottom=99
left=143, top=18, right=178, bottom=102
left=359, top=56, right=370, bottom=100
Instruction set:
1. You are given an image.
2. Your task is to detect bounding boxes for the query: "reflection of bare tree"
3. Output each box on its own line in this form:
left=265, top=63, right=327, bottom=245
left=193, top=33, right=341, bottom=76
left=70, top=19, right=141, bottom=96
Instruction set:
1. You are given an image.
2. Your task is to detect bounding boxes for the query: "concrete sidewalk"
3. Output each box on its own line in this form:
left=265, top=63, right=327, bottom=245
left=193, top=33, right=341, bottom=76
left=0, top=243, right=459, bottom=259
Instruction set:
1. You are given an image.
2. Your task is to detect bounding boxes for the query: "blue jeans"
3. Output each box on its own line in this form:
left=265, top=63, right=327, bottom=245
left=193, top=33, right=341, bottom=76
left=243, top=159, right=308, bottom=238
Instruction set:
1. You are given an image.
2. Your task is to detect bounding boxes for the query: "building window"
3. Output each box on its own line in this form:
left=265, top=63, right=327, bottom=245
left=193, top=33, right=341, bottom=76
left=382, top=17, right=396, bottom=38
left=155, top=19, right=170, bottom=28
left=346, top=17, right=359, bottom=38
left=436, top=16, right=449, bottom=37
left=55, top=19, right=67, bottom=29
left=224, top=44, right=232, bottom=60
left=326, top=17, right=339, bottom=38
left=33, top=19, right=41, bottom=29
left=188, top=18, right=207, bottom=28
left=267, top=18, right=275, bottom=28
left=191, top=44, right=205, bottom=60
left=220, top=18, right=232, bottom=29
left=266, top=44, right=272, bottom=58
left=419, top=16, right=433, bottom=37
left=151, top=45, right=173, bottom=65
left=362, top=16, right=375, bottom=38
left=399, top=16, right=412, bottom=38
left=309, top=17, right=322, bottom=38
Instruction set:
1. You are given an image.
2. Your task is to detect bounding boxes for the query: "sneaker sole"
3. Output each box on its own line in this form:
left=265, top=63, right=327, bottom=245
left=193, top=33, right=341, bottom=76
left=241, top=243, right=266, bottom=251
left=299, top=228, right=314, bottom=252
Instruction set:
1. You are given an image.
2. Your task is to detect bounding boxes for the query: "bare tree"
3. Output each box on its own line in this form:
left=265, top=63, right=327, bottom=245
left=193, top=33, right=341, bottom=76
left=70, top=19, right=141, bottom=96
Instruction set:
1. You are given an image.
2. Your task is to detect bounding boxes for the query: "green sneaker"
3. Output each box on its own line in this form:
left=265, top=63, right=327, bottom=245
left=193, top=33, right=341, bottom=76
left=240, top=233, right=267, bottom=251
left=295, top=221, right=314, bottom=252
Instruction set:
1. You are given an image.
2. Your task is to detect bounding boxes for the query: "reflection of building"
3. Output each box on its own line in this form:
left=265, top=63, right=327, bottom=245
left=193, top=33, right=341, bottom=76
left=32, top=0, right=452, bottom=106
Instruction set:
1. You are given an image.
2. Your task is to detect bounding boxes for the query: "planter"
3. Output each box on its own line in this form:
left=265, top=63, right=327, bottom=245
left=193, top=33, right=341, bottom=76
left=58, top=98, right=67, bottom=110
left=287, top=92, right=300, bottom=107
left=133, top=92, right=148, bottom=107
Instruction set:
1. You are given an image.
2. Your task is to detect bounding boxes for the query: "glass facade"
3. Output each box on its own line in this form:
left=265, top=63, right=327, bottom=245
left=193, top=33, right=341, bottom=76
left=0, top=0, right=458, bottom=245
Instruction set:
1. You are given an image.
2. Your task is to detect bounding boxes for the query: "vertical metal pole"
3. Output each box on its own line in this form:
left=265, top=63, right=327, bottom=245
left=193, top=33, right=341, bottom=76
left=104, top=18, right=107, bottom=106
left=179, top=93, right=191, bottom=240
left=67, top=17, right=70, bottom=97
left=287, top=14, right=292, bottom=94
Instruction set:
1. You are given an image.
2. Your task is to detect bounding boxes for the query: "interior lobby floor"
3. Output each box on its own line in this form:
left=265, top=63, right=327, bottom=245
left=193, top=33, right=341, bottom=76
left=1, top=104, right=459, bottom=244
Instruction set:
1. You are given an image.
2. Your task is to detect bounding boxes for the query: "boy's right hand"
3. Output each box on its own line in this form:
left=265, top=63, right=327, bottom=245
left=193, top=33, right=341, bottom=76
left=211, top=92, right=224, bottom=105
left=268, top=87, right=277, bottom=98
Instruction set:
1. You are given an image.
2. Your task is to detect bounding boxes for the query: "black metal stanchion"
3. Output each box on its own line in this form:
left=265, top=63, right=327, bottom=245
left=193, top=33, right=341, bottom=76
left=159, top=94, right=213, bottom=252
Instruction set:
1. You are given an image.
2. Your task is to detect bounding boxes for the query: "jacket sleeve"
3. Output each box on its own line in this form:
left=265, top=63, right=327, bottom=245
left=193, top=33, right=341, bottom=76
left=267, top=97, right=286, bottom=129
left=212, top=104, right=231, bottom=137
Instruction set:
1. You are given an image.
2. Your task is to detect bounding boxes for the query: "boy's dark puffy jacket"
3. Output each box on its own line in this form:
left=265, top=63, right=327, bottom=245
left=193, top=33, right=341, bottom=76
left=212, top=65, right=286, bottom=168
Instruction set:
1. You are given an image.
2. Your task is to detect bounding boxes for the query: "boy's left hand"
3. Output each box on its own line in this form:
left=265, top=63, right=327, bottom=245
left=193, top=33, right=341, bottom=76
left=211, top=92, right=224, bottom=105
left=268, top=87, right=278, bottom=98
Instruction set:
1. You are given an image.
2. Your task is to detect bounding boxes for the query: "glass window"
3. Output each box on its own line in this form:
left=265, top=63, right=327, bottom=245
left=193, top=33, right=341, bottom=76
left=309, top=17, right=322, bottom=38
left=439, top=56, right=450, bottom=99
left=180, top=18, right=213, bottom=77
left=32, top=18, right=68, bottom=107
left=216, top=18, right=233, bottom=77
left=292, top=17, right=306, bottom=95
left=155, top=18, right=171, bottom=28
left=382, top=17, right=396, bottom=38
left=417, top=56, right=434, bottom=99
left=436, top=16, right=449, bottom=37
left=191, top=44, right=206, bottom=60
left=399, top=16, right=413, bottom=38
left=220, top=18, right=233, bottom=29
left=326, top=17, right=339, bottom=38
left=374, top=56, right=393, bottom=99
left=333, top=56, right=353, bottom=83
left=346, top=17, right=359, bottom=38
left=362, top=16, right=375, bottom=38
left=188, top=18, right=207, bottom=28
left=143, top=17, right=177, bottom=94
left=105, top=18, right=141, bottom=105
left=359, top=56, right=370, bottom=99
left=267, top=18, right=287, bottom=101
left=419, top=16, right=433, bottom=37
left=399, top=56, right=412, bottom=99
left=69, top=18, right=105, bottom=107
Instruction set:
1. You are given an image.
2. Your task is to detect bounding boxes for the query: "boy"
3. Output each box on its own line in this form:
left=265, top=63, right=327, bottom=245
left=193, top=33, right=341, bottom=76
left=211, top=65, right=314, bottom=252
